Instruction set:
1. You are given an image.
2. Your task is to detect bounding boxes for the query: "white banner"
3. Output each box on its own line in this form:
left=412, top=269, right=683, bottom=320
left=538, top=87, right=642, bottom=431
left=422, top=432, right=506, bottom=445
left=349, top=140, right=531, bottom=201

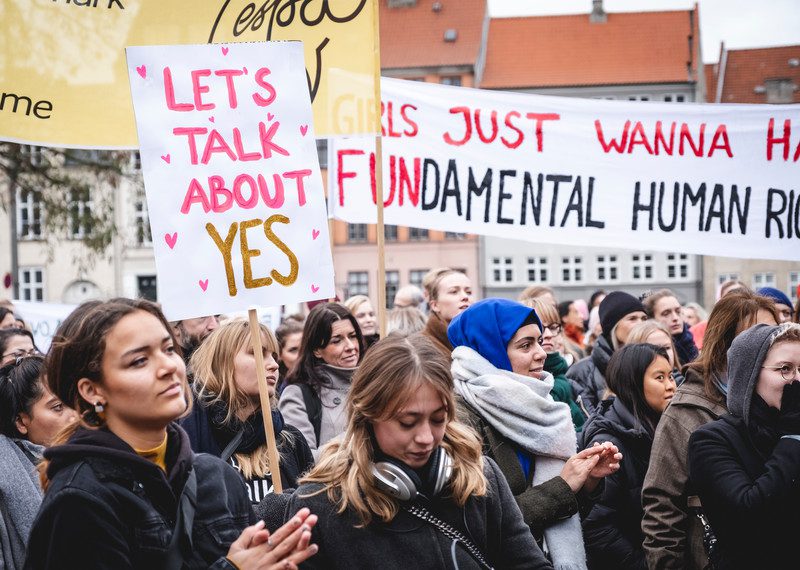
left=330, top=78, right=800, bottom=261
left=127, top=42, right=335, bottom=321
left=12, top=300, right=76, bottom=352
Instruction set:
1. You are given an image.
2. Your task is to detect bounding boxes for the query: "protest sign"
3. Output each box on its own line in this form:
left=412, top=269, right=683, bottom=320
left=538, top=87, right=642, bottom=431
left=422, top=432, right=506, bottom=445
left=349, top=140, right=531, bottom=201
left=1, top=0, right=379, bottom=148
left=127, top=42, right=335, bottom=322
left=330, top=78, right=800, bottom=261
left=12, top=300, right=76, bottom=352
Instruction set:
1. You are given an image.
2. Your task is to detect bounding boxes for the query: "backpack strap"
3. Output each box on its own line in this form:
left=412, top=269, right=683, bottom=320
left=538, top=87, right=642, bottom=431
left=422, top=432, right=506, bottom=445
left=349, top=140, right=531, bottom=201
left=298, top=383, right=322, bottom=446
left=164, top=465, right=198, bottom=570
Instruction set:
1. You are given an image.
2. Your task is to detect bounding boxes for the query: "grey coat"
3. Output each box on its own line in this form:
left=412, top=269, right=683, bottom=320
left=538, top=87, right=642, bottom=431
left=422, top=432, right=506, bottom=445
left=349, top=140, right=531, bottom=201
left=279, top=365, right=354, bottom=460
left=0, top=436, right=43, bottom=570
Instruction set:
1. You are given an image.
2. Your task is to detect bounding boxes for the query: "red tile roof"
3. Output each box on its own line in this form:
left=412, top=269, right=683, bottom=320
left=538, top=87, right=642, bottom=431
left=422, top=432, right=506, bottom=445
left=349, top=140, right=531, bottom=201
left=714, top=45, right=800, bottom=103
left=379, top=0, right=487, bottom=69
left=703, top=63, right=718, bottom=103
left=480, top=9, right=699, bottom=89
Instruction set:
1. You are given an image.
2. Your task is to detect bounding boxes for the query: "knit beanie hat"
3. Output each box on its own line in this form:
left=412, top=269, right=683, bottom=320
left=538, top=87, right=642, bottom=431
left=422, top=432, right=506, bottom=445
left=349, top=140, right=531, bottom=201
left=599, top=292, right=645, bottom=345
left=757, top=287, right=792, bottom=309
left=726, top=323, right=782, bottom=425
left=448, top=298, right=542, bottom=371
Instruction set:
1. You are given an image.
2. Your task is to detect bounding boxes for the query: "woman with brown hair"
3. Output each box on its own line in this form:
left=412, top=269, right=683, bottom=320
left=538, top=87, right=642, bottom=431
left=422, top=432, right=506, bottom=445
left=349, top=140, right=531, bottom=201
left=287, top=334, right=552, bottom=569
left=26, top=298, right=317, bottom=569
left=420, top=267, right=473, bottom=358
left=641, top=290, right=779, bottom=570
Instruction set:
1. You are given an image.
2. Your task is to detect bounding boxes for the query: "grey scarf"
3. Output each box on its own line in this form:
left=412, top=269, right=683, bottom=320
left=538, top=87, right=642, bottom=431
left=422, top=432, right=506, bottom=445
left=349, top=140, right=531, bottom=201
left=451, top=346, right=587, bottom=570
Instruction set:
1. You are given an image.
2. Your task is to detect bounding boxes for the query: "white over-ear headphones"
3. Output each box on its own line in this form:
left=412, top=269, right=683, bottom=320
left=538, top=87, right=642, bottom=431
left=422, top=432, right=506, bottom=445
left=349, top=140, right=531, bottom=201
left=372, top=447, right=454, bottom=501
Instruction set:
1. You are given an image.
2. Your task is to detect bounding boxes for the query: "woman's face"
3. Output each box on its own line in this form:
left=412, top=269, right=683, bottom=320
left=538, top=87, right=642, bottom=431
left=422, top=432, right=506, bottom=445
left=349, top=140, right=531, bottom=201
left=615, top=311, right=648, bottom=345
left=0, top=312, right=16, bottom=329
left=653, top=296, right=684, bottom=335
left=234, top=335, right=280, bottom=399
left=683, top=306, right=700, bottom=327
left=279, top=332, right=302, bottom=371
left=756, top=340, right=800, bottom=410
left=89, top=310, right=188, bottom=435
left=540, top=321, right=561, bottom=354
left=429, top=273, right=472, bottom=323
left=314, top=318, right=360, bottom=368
left=775, top=303, right=794, bottom=324
left=562, top=303, right=583, bottom=328
left=643, top=355, right=677, bottom=413
left=353, top=300, right=377, bottom=336
left=1, top=334, right=36, bottom=366
left=372, top=383, right=447, bottom=469
left=16, top=386, right=78, bottom=447
left=506, top=323, right=547, bottom=379
left=645, top=330, right=676, bottom=368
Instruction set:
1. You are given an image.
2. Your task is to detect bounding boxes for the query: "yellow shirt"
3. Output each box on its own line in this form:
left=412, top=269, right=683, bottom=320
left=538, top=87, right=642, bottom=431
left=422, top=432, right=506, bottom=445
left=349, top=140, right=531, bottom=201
left=135, top=435, right=168, bottom=472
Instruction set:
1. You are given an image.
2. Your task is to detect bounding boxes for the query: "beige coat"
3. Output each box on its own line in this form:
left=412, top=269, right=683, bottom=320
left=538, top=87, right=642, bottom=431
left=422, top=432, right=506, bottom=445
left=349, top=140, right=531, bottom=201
left=641, top=367, right=727, bottom=569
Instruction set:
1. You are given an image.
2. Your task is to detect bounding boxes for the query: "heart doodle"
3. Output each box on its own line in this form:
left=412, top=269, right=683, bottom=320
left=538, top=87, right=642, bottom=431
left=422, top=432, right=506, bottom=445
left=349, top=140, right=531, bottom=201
left=312, top=229, right=320, bottom=240
left=136, top=65, right=146, bottom=79
left=311, top=284, right=320, bottom=293
left=300, top=125, right=308, bottom=136
left=199, top=279, right=209, bottom=292
left=165, top=233, right=178, bottom=249
left=267, top=113, right=274, bottom=121
left=221, top=46, right=229, bottom=56
left=208, top=116, right=215, bottom=123
left=161, top=154, right=171, bottom=164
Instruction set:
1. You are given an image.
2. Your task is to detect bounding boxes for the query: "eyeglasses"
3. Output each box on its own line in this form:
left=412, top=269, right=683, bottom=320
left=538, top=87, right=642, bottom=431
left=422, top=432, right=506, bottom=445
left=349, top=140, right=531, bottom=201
left=542, top=324, right=562, bottom=335
left=762, top=363, right=800, bottom=382
left=1, top=348, right=40, bottom=361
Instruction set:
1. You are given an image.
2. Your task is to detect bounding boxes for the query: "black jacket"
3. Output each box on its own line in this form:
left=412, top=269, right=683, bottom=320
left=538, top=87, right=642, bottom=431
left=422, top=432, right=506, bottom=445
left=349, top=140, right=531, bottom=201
left=568, top=335, right=613, bottom=415
left=25, top=424, right=254, bottom=570
left=580, top=398, right=654, bottom=570
left=286, top=457, right=553, bottom=570
left=688, top=415, right=800, bottom=570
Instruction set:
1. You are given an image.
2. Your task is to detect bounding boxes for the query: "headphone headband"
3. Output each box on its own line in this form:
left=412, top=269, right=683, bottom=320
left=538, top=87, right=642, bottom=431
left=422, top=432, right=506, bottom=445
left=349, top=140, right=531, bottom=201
left=372, top=448, right=453, bottom=501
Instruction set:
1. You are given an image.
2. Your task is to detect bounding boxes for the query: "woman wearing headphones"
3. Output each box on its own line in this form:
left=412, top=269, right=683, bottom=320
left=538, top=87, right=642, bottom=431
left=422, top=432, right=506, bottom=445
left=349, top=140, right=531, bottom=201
left=287, top=334, right=552, bottom=569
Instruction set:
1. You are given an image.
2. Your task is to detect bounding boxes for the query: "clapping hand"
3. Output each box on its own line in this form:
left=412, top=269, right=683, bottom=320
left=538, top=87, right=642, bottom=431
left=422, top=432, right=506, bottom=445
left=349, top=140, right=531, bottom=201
left=226, top=507, right=319, bottom=570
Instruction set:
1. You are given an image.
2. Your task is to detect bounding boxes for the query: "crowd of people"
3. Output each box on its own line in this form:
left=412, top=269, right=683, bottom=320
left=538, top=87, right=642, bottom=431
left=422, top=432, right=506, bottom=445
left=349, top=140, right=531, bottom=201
left=0, top=275, right=799, bottom=569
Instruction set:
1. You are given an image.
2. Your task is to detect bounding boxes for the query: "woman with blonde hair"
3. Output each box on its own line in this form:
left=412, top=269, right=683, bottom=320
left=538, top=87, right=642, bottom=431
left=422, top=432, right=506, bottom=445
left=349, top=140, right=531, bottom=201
left=26, top=298, right=318, bottom=569
left=287, top=334, right=552, bottom=569
left=343, top=294, right=379, bottom=351
left=421, top=267, right=473, bottom=358
left=181, top=319, right=314, bottom=527
left=626, top=320, right=685, bottom=385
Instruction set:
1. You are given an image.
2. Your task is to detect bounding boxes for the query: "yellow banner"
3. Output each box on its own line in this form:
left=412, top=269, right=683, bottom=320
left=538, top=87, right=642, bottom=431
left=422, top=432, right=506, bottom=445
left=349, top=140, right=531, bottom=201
left=0, top=0, right=379, bottom=147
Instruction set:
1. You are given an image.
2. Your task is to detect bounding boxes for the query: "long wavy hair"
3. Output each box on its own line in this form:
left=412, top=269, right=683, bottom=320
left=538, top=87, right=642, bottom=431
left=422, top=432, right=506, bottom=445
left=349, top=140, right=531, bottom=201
left=300, top=334, right=486, bottom=527
left=191, top=318, right=290, bottom=479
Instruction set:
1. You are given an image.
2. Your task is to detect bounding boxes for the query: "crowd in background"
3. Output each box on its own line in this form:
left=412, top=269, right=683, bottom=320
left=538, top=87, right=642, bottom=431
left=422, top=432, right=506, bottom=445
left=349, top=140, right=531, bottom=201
left=1, top=274, right=799, bottom=569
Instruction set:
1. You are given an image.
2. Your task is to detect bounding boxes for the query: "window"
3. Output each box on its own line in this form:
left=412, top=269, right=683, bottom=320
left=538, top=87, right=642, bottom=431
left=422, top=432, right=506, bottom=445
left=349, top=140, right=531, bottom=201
left=130, top=151, right=141, bottom=170
left=135, top=199, right=152, bottom=246
left=596, top=254, right=619, bottom=282
left=628, top=95, right=650, bottom=101
left=69, top=188, right=93, bottom=238
left=789, top=271, right=800, bottom=301
left=666, top=253, right=689, bottom=280
left=18, top=267, right=44, bottom=301
left=561, top=256, right=583, bottom=283
left=384, top=224, right=398, bottom=241
left=409, top=269, right=428, bottom=289
left=663, top=94, right=687, bottom=103
left=347, top=271, right=369, bottom=297
left=491, top=257, right=513, bottom=283
left=16, top=187, right=43, bottom=239
left=631, top=253, right=654, bottom=281
left=385, top=271, right=400, bottom=309
left=752, top=272, right=776, bottom=289
left=717, top=272, right=740, bottom=285
left=347, top=223, right=367, bottom=243
left=445, top=231, right=466, bottom=239
left=64, top=149, right=107, bottom=168
left=20, top=145, right=43, bottom=166
left=440, top=76, right=462, bottom=86
left=526, top=256, right=548, bottom=283
left=137, top=275, right=157, bottom=301
left=408, top=227, right=429, bottom=241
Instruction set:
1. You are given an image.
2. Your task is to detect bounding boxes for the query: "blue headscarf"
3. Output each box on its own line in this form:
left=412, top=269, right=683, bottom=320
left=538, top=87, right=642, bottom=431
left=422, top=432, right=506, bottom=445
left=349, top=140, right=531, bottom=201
left=447, top=298, right=543, bottom=372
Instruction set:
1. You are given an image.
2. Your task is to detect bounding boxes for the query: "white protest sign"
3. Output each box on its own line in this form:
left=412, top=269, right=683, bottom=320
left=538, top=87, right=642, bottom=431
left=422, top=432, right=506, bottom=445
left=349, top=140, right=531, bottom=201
left=127, top=42, right=335, bottom=321
left=330, top=78, right=800, bottom=261
left=12, top=300, right=76, bottom=352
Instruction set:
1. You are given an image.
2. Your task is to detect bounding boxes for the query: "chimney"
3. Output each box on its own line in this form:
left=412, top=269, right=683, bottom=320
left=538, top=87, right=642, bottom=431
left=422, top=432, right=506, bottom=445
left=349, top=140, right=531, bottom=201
left=590, top=0, right=607, bottom=23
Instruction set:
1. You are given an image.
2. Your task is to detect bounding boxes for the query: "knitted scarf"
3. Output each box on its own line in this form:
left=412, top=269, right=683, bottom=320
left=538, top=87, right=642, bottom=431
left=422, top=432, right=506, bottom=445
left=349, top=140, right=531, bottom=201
left=451, top=346, right=587, bottom=570
left=206, top=399, right=285, bottom=455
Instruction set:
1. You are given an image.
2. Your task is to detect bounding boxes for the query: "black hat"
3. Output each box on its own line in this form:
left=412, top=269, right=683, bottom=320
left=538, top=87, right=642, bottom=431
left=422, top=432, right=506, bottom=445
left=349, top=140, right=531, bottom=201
left=599, top=291, right=646, bottom=345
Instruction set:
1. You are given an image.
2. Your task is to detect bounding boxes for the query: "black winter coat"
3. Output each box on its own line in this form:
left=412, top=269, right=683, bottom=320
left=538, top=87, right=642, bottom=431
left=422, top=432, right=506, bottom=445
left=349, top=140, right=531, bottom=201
left=568, top=336, right=613, bottom=415
left=25, top=424, right=254, bottom=570
left=579, top=398, right=654, bottom=570
left=286, top=457, right=553, bottom=570
left=688, top=415, right=800, bottom=570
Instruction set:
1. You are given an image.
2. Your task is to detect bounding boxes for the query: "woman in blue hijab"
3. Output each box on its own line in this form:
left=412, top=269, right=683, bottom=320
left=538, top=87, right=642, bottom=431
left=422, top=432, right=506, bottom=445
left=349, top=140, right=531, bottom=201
left=449, top=298, right=621, bottom=570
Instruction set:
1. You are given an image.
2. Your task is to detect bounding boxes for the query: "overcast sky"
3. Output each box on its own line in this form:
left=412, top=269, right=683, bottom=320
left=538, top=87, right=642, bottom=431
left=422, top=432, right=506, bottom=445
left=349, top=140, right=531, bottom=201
left=488, top=0, right=800, bottom=63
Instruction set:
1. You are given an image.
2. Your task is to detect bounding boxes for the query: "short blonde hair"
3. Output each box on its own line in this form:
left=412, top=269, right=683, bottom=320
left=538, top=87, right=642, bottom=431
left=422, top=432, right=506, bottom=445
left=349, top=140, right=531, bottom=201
left=344, top=295, right=371, bottom=315
left=626, top=320, right=680, bottom=369
left=525, top=298, right=558, bottom=325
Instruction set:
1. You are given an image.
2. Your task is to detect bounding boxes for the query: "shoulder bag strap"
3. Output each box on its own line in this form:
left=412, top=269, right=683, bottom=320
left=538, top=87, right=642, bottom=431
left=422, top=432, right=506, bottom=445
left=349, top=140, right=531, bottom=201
left=402, top=502, right=493, bottom=570
left=220, top=428, right=245, bottom=463
left=164, top=466, right=198, bottom=570
left=299, top=383, right=322, bottom=446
